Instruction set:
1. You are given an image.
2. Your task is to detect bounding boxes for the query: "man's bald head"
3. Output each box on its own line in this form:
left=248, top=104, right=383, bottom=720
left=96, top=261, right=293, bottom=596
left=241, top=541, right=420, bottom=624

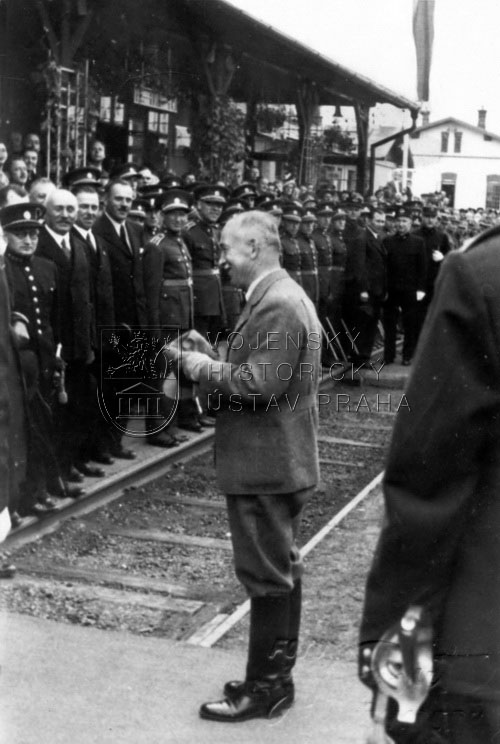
left=45, top=188, right=78, bottom=234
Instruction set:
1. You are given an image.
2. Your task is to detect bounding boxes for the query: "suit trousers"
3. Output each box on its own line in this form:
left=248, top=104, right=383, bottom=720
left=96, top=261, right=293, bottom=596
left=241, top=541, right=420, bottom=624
left=383, top=291, right=419, bottom=362
left=225, top=487, right=313, bottom=597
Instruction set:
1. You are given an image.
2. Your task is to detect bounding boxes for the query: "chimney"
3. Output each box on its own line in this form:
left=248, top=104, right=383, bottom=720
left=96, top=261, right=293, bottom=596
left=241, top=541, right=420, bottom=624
left=421, top=110, right=430, bottom=126
left=478, top=108, right=487, bottom=129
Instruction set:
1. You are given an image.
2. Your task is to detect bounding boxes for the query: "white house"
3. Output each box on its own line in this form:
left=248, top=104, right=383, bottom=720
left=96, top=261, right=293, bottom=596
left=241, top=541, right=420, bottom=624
left=409, top=111, right=500, bottom=209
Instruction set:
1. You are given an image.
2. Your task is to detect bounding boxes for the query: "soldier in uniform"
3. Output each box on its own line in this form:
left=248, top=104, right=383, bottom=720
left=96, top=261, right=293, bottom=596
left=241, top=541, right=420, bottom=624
left=143, top=189, right=199, bottom=440
left=382, top=206, right=428, bottom=365
left=313, top=203, right=334, bottom=363
left=297, top=208, right=319, bottom=308
left=219, top=200, right=245, bottom=334
left=279, top=203, right=303, bottom=286
left=231, top=182, right=257, bottom=211
left=329, top=208, right=348, bottom=337
left=183, top=184, right=229, bottom=341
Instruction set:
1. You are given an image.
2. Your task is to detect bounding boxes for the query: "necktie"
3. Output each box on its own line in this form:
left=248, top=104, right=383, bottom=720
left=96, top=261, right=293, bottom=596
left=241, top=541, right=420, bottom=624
left=119, top=224, right=130, bottom=252
left=61, top=236, right=71, bottom=259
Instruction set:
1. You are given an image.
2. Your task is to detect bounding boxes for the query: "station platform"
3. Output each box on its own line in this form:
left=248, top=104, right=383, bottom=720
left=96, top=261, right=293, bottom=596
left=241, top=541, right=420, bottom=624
left=0, top=609, right=372, bottom=744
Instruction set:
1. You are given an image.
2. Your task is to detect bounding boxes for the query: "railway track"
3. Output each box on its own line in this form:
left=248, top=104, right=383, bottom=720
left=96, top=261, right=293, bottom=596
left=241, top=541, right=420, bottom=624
left=0, top=374, right=405, bottom=648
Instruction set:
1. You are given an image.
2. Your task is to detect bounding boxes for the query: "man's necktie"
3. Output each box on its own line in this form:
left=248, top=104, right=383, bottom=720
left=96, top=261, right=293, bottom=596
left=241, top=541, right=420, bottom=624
left=119, top=224, right=130, bottom=252
left=61, top=236, right=71, bottom=259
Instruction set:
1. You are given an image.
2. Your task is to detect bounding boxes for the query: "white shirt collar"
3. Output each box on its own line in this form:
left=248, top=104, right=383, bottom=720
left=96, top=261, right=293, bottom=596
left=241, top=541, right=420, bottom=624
left=45, top=224, right=70, bottom=247
left=105, top=211, right=126, bottom=236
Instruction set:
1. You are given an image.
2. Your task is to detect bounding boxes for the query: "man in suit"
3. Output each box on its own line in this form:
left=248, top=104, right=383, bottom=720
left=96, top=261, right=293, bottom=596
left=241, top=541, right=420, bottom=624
left=179, top=211, right=321, bottom=723
left=35, top=188, right=92, bottom=494
left=93, top=178, right=147, bottom=459
left=360, top=228, right=500, bottom=742
left=345, top=207, right=387, bottom=365
left=413, top=204, right=452, bottom=333
left=382, top=207, right=427, bottom=365
left=66, top=168, right=116, bottom=469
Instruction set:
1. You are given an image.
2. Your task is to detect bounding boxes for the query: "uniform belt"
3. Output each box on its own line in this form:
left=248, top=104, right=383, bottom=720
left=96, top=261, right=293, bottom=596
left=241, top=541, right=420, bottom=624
left=301, top=270, right=318, bottom=276
left=162, top=278, right=193, bottom=287
left=192, top=269, right=220, bottom=276
left=332, top=266, right=345, bottom=272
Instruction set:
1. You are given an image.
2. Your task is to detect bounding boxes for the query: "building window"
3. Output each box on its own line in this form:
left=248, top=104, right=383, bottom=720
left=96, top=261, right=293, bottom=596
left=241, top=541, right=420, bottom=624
left=454, top=131, right=463, bottom=153
left=486, top=175, right=500, bottom=210
left=441, top=131, right=449, bottom=153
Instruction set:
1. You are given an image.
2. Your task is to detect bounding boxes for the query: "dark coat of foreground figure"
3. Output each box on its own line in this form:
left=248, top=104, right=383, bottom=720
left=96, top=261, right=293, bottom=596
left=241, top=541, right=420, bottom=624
left=360, top=229, right=500, bottom=742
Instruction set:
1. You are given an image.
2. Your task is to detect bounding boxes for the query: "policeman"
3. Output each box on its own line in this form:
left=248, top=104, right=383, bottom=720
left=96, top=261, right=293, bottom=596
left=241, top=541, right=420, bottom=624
left=2, top=202, right=65, bottom=513
left=183, top=184, right=229, bottom=340
left=279, top=203, right=303, bottom=286
left=297, top=208, right=319, bottom=308
left=143, top=189, right=199, bottom=438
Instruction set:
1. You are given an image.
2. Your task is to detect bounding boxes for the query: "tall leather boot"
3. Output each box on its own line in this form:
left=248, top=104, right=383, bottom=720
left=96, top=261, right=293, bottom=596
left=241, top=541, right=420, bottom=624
left=224, top=579, right=302, bottom=702
left=199, top=594, right=294, bottom=722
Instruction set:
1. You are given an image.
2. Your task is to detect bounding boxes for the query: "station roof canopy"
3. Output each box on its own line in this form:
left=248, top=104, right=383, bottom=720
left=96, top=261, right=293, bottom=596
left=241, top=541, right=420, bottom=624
left=174, top=0, right=420, bottom=112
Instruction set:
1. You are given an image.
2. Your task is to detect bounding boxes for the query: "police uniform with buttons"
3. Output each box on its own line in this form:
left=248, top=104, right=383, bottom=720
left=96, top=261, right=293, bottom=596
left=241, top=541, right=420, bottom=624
left=2, top=205, right=59, bottom=390
left=279, top=203, right=303, bottom=286
left=182, top=184, right=228, bottom=336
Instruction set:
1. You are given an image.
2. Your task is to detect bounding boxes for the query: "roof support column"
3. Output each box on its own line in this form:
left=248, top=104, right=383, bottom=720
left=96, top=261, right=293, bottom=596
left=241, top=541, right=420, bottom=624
left=296, top=81, right=319, bottom=185
left=355, top=102, right=370, bottom=196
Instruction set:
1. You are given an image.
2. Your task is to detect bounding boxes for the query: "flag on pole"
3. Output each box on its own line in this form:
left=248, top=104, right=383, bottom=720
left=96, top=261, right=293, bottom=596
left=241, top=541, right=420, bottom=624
left=413, top=0, right=435, bottom=102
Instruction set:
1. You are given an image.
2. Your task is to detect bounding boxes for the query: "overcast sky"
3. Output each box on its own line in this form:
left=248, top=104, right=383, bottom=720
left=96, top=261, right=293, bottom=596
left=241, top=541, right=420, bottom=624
left=226, top=0, right=500, bottom=131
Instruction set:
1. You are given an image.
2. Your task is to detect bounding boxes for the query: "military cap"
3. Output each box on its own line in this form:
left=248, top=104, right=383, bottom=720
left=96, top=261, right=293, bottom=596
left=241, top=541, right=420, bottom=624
left=422, top=205, right=438, bottom=217
left=343, top=200, right=363, bottom=211
left=360, top=204, right=371, bottom=215
left=159, top=189, right=190, bottom=213
left=303, top=197, right=317, bottom=210
left=408, top=199, right=423, bottom=211
left=62, top=166, right=101, bottom=189
left=255, top=194, right=275, bottom=210
left=137, top=184, right=164, bottom=208
left=129, top=200, right=147, bottom=219
left=160, top=175, right=183, bottom=190
left=109, top=162, right=139, bottom=180
left=232, top=182, right=257, bottom=200
left=194, top=184, right=229, bottom=204
left=395, top=206, right=412, bottom=219
left=316, top=202, right=335, bottom=216
left=281, top=203, right=303, bottom=222
left=220, top=201, right=245, bottom=223
left=301, top=209, right=316, bottom=222
left=331, top=208, right=347, bottom=221
left=0, top=203, right=45, bottom=230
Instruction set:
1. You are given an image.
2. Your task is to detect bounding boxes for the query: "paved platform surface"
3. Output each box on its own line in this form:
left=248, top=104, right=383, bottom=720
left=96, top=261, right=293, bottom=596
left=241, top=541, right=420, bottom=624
left=0, top=610, right=372, bottom=744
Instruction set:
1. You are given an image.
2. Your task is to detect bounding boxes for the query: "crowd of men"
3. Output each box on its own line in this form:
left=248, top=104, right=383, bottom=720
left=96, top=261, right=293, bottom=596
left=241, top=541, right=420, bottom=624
left=0, top=132, right=487, bottom=533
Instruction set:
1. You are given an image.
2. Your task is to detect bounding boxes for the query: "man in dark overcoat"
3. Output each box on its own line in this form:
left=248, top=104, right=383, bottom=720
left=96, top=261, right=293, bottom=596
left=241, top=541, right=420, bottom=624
left=382, top=206, right=427, bottom=365
left=360, top=228, right=500, bottom=741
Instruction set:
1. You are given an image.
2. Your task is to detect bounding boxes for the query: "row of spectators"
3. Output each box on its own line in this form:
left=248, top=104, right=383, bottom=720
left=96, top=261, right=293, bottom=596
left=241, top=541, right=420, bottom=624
left=0, top=130, right=491, bottom=536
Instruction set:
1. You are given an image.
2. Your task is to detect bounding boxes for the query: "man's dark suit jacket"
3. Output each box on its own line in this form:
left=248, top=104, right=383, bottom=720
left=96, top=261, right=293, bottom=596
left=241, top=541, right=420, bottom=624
left=71, top=227, right=115, bottom=347
left=345, top=227, right=387, bottom=301
left=35, top=225, right=92, bottom=362
left=93, top=213, right=147, bottom=328
left=361, top=233, right=500, bottom=702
